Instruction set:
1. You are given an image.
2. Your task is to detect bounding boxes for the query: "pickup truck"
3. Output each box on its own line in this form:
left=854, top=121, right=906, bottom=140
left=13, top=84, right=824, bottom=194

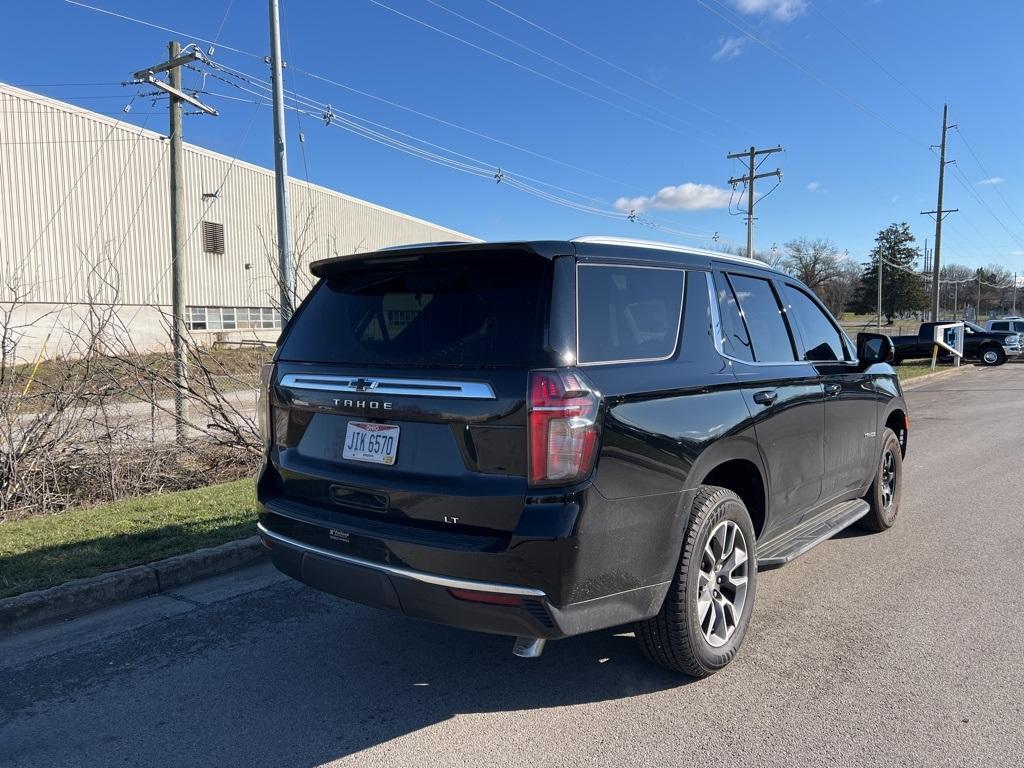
left=892, top=321, right=1022, bottom=366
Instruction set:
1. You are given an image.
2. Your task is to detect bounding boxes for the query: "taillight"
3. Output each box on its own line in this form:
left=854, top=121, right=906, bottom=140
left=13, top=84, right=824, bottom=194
left=528, top=370, right=601, bottom=487
left=257, top=363, right=274, bottom=450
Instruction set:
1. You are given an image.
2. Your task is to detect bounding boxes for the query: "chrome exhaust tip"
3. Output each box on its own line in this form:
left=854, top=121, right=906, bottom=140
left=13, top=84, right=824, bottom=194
left=512, top=637, right=546, bottom=658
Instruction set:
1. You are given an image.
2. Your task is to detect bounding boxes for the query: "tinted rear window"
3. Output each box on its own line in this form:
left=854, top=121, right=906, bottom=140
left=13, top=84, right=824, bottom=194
left=279, top=255, right=552, bottom=366
left=577, top=264, right=685, bottom=363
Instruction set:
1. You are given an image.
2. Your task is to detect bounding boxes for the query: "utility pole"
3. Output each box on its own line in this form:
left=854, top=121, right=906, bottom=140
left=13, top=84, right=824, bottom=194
left=131, top=43, right=217, bottom=443
left=877, top=256, right=883, bottom=330
left=727, top=145, right=783, bottom=258
left=1013, top=272, right=1018, bottom=314
left=167, top=41, right=187, bottom=444
left=977, top=269, right=983, bottom=321
left=268, top=0, right=294, bottom=321
left=922, top=104, right=957, bottom=322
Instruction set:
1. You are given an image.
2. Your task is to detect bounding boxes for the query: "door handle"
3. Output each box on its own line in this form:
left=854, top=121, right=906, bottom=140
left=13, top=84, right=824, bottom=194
left=752, top=390, right=778, bottom=406
left=825, top=383, right=842, bottom=398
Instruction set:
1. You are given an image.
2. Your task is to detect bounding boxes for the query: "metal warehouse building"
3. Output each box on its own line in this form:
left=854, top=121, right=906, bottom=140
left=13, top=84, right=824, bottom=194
left=0, top=82, right=475, bottom=361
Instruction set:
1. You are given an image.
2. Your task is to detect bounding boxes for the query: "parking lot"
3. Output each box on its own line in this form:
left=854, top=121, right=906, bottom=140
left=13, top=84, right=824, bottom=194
left=2, top=365, right=1023, bottom=768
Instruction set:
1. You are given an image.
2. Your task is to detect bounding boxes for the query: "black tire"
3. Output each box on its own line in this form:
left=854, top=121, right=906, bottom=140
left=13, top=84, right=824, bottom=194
left=979, top=346, right=1005, bottom=366
left=635, top=486, right=757, bottom=677
left=859, top=428, right=902, bottom=532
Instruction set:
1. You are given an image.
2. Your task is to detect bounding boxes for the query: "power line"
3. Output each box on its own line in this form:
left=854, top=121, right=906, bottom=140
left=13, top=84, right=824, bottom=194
left=1, top=94, right=138, bottom=100
left=121, top=98, right=266, bottom=329
left=945, top=157, right=1024, bottom=251
left=208, top=60, right=726, bottom=241
left=484, top=0, right=745, bottom=132
left=8, top=82, right=126, bottom=87
left=422, top=0, right=721, bottom=142
left=185, top=0, right=238, bottom=96
left=63, top=0, right=263, bottom=60
left=60, top=0, right=729, bottom=245
left=281, top=1, right=312, bottom=189
left=275, top=62, right=651, bottom=194
left=364, top=0, right=719, bottom=146
left=953, top=126, right=1024, bottom=231
left=29, top=95, right=162, bottom=336
left=12, top=88, right=148, bottom=291
left=806, top=0, right=940, bottom=118
left=696, top=0, right=930, bottom=151
left=64, top=0, right=724, bottom=233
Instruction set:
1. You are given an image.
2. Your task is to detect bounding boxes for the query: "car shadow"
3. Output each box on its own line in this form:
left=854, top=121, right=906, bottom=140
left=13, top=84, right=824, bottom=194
left=2, top=580, right=695, bottom=766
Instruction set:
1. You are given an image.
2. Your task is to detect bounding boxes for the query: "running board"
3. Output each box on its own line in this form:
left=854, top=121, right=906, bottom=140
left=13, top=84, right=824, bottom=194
left=756, top=499, right=870, bottom=569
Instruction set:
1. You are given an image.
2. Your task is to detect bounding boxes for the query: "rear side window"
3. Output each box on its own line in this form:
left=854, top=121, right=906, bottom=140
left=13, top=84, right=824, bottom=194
left=279, top=256, right=551, bottom=366
left=782, top=284, right=848, bottom=362
left=991, top=322, right=1009, bottom=331
left=727, top=274, right=797, bottom=363
left=577, top=264, right=685, bottom=364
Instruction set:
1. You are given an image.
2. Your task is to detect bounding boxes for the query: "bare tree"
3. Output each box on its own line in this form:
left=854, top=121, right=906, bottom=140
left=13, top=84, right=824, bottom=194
left=782, top=237, right=842, bottom=291
left=817, top=258, right=861, bottom=318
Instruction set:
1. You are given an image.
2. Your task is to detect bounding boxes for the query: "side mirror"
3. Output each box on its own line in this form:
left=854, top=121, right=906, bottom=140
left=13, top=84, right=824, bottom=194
left=857, top=332, right=894, bottom=368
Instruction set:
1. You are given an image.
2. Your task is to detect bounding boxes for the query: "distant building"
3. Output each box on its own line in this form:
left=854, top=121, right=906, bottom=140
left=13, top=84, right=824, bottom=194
left=0, top=83, right=475, bottom=360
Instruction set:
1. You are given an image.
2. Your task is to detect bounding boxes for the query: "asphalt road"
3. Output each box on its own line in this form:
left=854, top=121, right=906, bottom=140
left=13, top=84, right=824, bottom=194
left=3, top=365, right=1023, bottom=768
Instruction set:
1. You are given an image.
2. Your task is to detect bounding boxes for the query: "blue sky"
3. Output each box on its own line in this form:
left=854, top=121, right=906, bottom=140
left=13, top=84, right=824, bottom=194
left=3, top=0, right=1023, bottom=269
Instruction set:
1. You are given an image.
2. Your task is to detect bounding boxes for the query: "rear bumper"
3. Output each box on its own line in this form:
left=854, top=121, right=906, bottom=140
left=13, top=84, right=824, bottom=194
left=258, top=522, right=669, bottom=639
left=256, top=486, right=686, bottom=639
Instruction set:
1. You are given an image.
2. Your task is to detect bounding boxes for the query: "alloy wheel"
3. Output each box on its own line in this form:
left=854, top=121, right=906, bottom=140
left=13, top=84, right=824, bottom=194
left=697, top=520, right=749, bottom=648
left=881, top=449, right=897, bottom=513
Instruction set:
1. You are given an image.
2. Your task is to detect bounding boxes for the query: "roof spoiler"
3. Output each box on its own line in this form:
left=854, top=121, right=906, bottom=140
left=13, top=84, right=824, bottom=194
left=309, top=240, right=574, bottom=277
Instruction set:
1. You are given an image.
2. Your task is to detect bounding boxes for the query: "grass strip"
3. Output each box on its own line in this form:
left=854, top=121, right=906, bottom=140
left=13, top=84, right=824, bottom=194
left=0, top=480, right=257, bottom=599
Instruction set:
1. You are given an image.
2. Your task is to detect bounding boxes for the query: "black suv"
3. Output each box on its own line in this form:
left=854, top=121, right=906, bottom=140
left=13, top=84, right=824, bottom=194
left=256, top=237, right=908, bottom=677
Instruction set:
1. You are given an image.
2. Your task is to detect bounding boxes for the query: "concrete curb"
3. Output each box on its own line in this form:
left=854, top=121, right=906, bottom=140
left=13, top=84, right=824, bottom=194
left=900, top=363, right=976, bottom=390
left=0, top=536, right=265, bottom=636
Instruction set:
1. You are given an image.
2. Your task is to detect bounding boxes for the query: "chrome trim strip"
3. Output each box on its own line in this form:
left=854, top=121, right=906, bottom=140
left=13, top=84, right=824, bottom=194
left=279, top=374, right=495, bottom=400
left=257, top=523, right=547, bottom=597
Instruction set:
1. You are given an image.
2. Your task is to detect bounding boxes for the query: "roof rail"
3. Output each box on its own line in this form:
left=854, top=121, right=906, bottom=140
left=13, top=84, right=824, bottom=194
left=570, top=235, right=761, bottom=264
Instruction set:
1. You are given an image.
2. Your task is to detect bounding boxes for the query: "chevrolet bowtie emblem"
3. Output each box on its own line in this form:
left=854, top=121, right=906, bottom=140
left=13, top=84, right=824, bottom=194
left=349, top=378, right=378, bottom=392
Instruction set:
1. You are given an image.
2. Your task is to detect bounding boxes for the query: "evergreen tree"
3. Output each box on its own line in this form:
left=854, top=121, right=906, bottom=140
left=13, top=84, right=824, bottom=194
left=854, top=223, right=929, bottom=323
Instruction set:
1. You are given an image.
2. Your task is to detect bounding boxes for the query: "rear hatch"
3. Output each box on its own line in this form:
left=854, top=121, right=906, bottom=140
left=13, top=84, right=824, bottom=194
left=262, top=245, right=572, bottom=538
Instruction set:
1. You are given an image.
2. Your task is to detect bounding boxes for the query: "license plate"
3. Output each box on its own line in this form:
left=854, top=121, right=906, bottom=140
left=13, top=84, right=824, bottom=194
left=342, top=422, right=400, bottom=465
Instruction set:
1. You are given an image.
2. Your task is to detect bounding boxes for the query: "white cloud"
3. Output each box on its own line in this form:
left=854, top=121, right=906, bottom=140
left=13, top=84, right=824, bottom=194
left=614, top=183, right=741, bottom=213
left=978, top=177, right=1004, bottom=185
left=806, top=181, right=821, bottom=192
left=712, top=36, right=746, bottom=61
left=1011, top=250, right=1024, bottom=256
left=729, top=0, right=808, bottom=21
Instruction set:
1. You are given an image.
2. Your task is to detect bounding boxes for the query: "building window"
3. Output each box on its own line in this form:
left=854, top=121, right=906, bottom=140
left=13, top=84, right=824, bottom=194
left=202, top=221, right=225, bottom=254
left=187, top=306, right=207, bottom=331
left=186, top=306, right=282, bottom=332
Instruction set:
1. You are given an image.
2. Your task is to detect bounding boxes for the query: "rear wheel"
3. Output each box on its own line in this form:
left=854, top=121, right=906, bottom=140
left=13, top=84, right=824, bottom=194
left=635, top=486, right=757, bottom=677
left=980, top=346, right=1005, bottom=366
left=859, top=428, right=902, bottom=532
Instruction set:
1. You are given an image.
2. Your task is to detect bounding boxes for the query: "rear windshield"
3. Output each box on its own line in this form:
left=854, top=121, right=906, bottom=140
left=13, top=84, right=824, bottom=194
left=279, top=255, right=552, bottom=367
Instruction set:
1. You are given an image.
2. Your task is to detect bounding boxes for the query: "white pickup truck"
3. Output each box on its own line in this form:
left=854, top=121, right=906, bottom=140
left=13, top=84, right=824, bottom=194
left=985, top=317, right=1024, bottom=335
